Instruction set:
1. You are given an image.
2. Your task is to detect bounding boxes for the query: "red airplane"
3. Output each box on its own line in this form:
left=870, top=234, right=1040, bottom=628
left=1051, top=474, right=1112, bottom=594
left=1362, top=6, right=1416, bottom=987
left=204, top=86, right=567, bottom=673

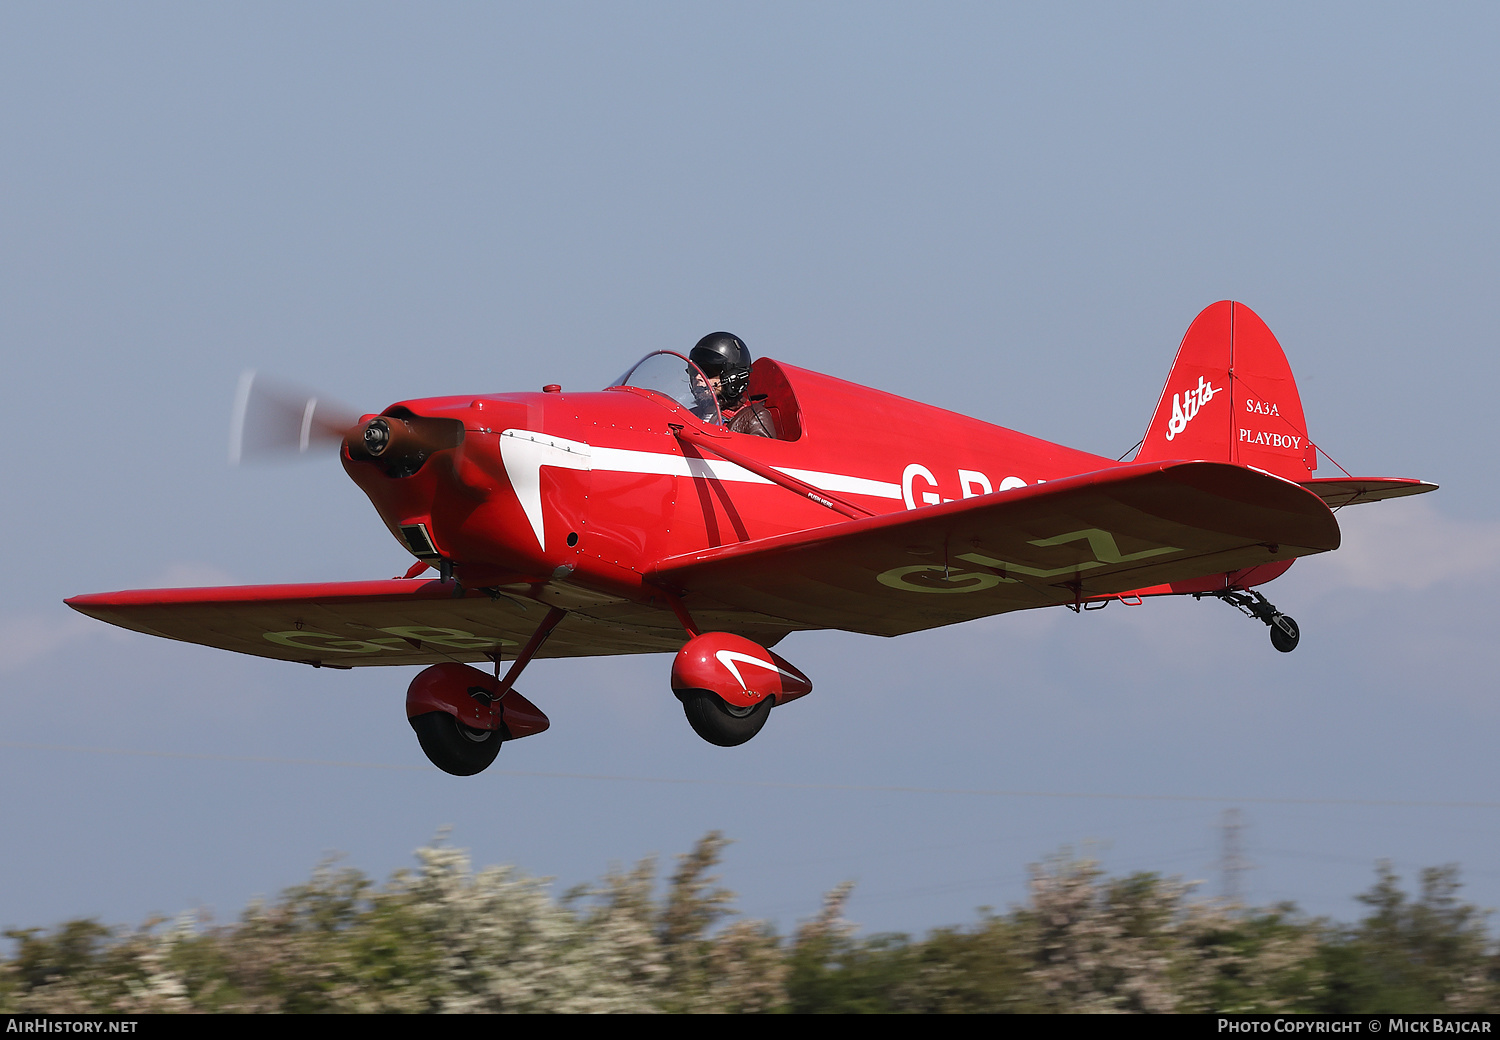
left=67, top=302, right=1434, bottom=775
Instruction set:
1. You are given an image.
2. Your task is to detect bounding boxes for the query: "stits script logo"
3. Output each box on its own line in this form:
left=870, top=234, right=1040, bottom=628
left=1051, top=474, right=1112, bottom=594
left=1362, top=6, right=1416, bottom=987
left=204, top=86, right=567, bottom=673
left=1165, top=376, right=1221, bottom=441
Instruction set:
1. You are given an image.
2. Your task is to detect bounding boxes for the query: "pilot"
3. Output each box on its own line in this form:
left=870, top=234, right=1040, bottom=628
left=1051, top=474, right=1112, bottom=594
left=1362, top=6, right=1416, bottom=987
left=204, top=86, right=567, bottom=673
left=689, top=332, right=777, bottom=438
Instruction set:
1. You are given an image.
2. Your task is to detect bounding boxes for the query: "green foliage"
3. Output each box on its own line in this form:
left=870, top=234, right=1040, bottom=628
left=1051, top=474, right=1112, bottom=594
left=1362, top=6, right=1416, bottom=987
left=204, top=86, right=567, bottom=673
left=2, top=840, right=1496, bottom=1013
left=1176, top=903, right=1327, bottom=1013
left=1316, top=862, right=1499, bottom=1013
left=6, top=919, right=113, bottom=992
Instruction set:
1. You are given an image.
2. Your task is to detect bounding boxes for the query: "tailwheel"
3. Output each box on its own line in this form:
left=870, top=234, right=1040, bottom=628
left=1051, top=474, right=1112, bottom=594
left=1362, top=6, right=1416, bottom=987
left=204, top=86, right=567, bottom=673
left=409, top=711, right=504, bottom=776
left=678, top=691, right=771, bottom=747
left=1198, top=588, right=1302, bottom=653
left=1269, top=615, right=1300, bottom=653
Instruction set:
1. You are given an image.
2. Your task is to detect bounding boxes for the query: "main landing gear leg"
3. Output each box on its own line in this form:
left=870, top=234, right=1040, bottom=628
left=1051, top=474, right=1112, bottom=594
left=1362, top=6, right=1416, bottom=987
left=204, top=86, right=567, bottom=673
left=492, top=606, right=568, bottom=698
left=407, top=606, right=566, bottom=775
left=1197, top=589, right=1300, bottom=653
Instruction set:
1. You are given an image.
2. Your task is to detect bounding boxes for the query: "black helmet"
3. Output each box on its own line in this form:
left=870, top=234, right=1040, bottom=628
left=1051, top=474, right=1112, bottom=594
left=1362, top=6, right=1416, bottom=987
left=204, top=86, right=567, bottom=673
left=690, top=332, right=752, bottom=403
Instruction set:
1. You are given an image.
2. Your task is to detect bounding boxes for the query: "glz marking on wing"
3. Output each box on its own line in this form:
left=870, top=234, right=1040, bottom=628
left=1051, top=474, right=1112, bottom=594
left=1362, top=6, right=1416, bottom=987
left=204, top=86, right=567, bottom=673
left=874, top=528, right=1181, bottom=593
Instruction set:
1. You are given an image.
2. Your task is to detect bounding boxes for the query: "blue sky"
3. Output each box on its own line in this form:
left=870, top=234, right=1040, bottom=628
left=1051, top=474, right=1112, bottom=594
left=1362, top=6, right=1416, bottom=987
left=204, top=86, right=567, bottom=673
left=3, top=2, right=1497, bottom=938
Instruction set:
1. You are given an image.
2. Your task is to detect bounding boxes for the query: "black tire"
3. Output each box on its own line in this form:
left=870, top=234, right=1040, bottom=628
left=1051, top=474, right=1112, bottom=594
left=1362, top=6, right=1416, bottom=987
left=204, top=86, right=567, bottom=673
left=1269, top=615, right=1300, bottom=653
left=409, top=711, right=504, bottom=776
left=679, top=690, right=771, bottom=747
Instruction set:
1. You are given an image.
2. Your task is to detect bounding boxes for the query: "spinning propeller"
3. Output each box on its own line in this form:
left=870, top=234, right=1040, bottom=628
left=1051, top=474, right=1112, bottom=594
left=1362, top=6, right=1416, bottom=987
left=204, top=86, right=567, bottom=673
left=228, top=371, right=361, bottom=464
left=228, top=371, right=464, bottom=476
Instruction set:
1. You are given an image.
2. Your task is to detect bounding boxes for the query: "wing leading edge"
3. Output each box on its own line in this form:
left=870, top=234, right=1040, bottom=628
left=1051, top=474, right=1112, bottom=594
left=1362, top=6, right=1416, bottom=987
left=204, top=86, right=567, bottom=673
left=649, top=460, right=1341, bottom=637
left=65, top=579, right=693, bottom=668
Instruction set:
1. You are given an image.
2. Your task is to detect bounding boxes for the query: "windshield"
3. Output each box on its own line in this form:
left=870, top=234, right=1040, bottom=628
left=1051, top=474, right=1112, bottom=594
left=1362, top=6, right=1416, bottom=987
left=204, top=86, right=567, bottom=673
left=608, top=351, right=722, bottom=424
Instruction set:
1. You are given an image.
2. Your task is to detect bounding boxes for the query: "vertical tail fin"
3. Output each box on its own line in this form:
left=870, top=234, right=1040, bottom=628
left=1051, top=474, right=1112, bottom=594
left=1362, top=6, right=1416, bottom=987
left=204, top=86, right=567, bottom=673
left=1135, top=301, right=1316, bottom=482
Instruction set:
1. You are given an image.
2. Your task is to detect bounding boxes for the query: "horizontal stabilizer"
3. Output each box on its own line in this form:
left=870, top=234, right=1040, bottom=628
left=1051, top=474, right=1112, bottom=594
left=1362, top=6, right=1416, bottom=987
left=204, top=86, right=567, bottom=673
left=1298, top=477, right=1438, bottom=509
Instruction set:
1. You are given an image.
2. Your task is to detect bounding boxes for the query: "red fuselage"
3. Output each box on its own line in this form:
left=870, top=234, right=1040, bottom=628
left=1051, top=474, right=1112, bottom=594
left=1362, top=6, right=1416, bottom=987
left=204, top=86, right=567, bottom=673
left=343, top=360, right=1118, bottom=602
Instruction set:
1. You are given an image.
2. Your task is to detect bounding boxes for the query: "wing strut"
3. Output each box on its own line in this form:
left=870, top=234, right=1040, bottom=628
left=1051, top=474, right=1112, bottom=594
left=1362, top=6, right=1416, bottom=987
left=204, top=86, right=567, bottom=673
left=493, top=606, right=568, bottom=697
left=656, top=589, right=701, bottom=638
left=670, top=424, right=873, bottom=519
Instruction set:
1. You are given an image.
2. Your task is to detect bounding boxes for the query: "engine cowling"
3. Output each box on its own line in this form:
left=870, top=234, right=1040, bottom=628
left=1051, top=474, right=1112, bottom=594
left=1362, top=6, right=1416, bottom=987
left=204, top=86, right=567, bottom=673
left=670, top=632, right=813, bottom=710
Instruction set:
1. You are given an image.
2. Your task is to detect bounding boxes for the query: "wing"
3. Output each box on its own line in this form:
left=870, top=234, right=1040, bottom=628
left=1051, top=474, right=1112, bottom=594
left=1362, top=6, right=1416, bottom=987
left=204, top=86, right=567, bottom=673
left=649, top=460, right=1341, bottom=637
left=69, top=462, right=1342, bottom=662
left=65, top=579, right=697, bottom=668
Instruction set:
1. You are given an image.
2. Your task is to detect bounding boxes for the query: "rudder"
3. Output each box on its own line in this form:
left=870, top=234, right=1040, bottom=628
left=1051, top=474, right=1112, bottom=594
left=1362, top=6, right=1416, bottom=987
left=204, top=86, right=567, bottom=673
left=1136, top=301, right=1316, bottom=482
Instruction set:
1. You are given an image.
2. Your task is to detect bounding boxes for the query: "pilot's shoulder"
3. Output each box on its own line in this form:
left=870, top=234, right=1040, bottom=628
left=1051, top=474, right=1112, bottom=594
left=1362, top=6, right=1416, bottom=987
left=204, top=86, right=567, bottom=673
left=728, top=399, right=778, bottom=438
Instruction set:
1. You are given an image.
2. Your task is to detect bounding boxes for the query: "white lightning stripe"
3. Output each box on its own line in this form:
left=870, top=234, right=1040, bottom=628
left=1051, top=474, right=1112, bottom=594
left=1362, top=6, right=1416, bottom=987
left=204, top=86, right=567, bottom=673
left=590, top=446, right=773, bottom=485
left=499, top=431, right=593, bottom=551
left=778, top=468, right=902, bottom=500
left=714, top=649, right=801, bottom=691
left=589, top=447, right=900, bottom=499
left=500, top=429, right=899, bottom=552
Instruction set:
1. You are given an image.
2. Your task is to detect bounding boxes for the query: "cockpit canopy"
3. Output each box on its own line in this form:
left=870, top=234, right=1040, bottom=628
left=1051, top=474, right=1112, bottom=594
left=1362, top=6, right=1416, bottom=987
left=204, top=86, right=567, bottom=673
left=608, top=351, right=721, bottom=425
left=607, top=350, right=804, bottom=441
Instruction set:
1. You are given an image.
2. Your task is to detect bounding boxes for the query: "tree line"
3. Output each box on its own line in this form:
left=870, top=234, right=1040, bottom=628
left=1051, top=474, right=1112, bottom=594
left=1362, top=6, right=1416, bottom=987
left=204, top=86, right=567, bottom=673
left=3, top=834, right=1496, bottom=1013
